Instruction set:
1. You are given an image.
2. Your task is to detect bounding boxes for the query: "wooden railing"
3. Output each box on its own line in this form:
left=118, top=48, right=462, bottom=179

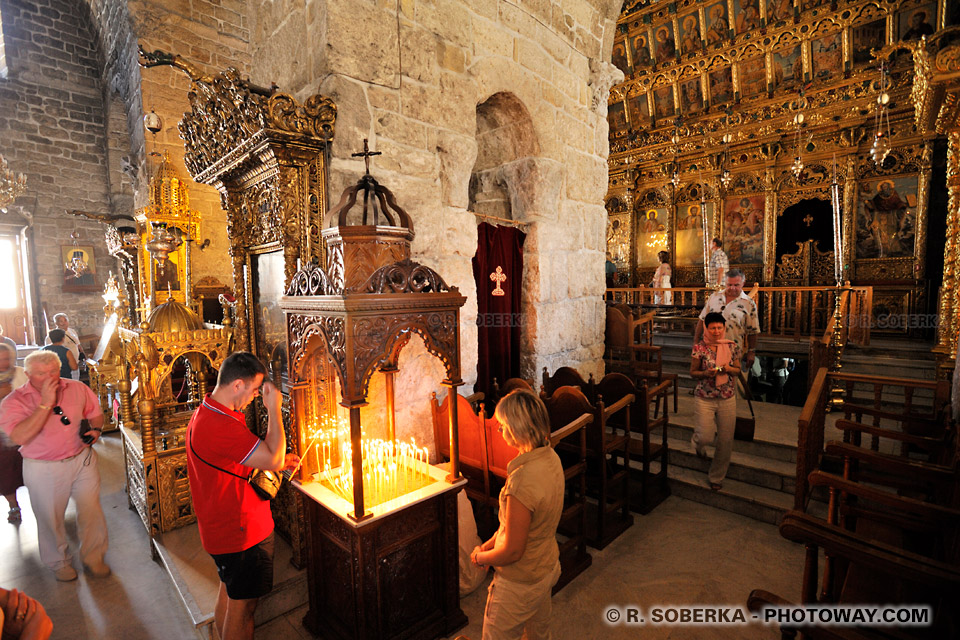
left=794, top=368, right=948, bottom=510
left=605, top=285, right=873, bottom=345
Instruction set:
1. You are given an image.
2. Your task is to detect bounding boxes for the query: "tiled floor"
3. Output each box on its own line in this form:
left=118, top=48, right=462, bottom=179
left=3, top=430, right=802, bottom=639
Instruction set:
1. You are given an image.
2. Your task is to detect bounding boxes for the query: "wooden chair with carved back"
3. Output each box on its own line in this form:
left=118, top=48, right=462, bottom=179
left=604, top=305, right=678, bottom=412
left=596, top=372, right=672, bottom=514
left=541, top=385, right=634, bottom=549
left=541, top=366, right=594, bottom=401
left=430, top=391, right=493, bottom=506
left=488, top=377, right=534, bottom=410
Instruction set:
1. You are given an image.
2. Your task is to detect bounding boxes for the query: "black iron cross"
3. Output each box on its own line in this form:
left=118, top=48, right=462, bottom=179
left=352, top=139, right=382, bottom=175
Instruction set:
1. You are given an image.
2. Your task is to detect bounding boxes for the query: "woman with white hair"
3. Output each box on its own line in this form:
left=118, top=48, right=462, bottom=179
left=471, top=389, right=564, bottom=640
left=0, top=343, right=27, bottom=523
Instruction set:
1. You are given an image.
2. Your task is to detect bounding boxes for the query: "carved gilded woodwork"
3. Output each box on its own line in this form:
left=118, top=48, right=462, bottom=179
left=608, top=0, right=943, bottom=302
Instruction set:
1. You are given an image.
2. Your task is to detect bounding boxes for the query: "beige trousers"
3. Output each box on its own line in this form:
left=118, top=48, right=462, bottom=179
left=482, top=561, right=561, bottom=640
left=692, top=396, right=737, bottom=485
left=23, top=449, right=108, bottom=570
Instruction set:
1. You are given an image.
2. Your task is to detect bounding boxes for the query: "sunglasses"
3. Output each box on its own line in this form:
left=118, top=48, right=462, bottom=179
left=52, top=406, right=71, bottom=426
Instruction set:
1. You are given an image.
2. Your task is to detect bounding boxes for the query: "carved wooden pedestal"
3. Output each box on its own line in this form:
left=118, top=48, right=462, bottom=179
left=295, top=474, right=468, bottom=640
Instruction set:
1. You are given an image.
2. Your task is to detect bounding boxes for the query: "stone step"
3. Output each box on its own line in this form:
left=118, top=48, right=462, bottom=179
left=152, top=524, right=307, bottom=639
left=665, top=418, right=798, bottom=464
left=663, top=435, right=798, bottom=495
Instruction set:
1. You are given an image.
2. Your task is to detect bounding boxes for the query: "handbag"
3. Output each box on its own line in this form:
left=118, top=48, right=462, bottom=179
left=189, top=435, right=286, bottom=501
left=734, top=370, right=756, bottom=442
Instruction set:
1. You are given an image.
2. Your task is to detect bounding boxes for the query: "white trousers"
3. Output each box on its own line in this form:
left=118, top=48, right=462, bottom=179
left=482, top=561, right=561, bottom=640
left=692, top=396, right=737, bottom=485
left=23, top=449, right=109, bottom=570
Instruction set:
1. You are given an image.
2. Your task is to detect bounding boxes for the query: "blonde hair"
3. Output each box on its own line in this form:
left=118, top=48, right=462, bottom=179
left=494, top=389, right=551, bottom=450
left=0, top=343, right=15, bottom=365
left=24, top=350, right=62, bottom=374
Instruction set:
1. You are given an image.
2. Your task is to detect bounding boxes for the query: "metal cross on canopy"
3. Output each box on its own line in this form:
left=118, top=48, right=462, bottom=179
left=352, top=139, right=382, bottom=175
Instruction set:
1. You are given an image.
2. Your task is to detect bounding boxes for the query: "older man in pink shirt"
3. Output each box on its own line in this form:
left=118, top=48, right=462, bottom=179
left=0, top=350, right=109, bottom=582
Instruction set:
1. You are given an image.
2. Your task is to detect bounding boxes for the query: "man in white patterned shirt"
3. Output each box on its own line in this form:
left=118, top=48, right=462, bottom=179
left=696, top=269, right=759, bottom=369
left=707, top=238, right=729, bottom=288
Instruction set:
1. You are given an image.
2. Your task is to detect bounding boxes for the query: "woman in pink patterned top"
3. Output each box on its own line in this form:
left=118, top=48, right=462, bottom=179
left=690, top=312, right=741, bottom=490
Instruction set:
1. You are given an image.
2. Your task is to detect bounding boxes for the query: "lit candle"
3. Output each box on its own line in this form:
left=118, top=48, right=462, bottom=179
left=313, top=442, right=321, bottom=476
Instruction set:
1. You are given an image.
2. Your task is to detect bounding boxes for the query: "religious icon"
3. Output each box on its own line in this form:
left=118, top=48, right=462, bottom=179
left=773, top=46, right=802, bottom=89
left=739, top=57, right=767, bottom=98
left=899, top=5, right=936, bottom=41
left=856, top=176, right=918, bottom=259
left=709, top=66, right=734, bottom=104
left=609, top=100, right=627, bottom=131
left=638, top=207, right=668, bottom=268
left=680, top=78, right=704, bottom=115
left=769, top=0, right=794, bottom=23
left=723, top=195, right=764, bottom=263
left=607, top=215, right=630, bottom=268
left=734, top=0, right=761, bottom=34
left=812, top=33, right=843, bottom=80
left=631, top=34, right=653, bottom=70
left=653, top=86, right=675, bottom=120
left=61, top=244, right=97, bottom=290
left=612, top=42, right=630, bottom=75
left=705, top=2, right=730, bottom=45
left=680, top=14, right=702, bottom=55
left=803, top=0, right=826, bottom=9
left=628, top=93, right=651, bottom=125
left=853, top=19, right=886, bottom=64
left=655, top=24, right=677, bottom=62
left=676, top=202, right=715, bottom=266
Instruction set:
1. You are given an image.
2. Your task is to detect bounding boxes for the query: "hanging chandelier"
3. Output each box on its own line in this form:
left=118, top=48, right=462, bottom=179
left=64, top=231, right=89, bottom=279
left=791, top=112, right=805, bottom=179
left=720, top=132, right=733, bottom=189
left=669, top=130, right=681, bottom=188
left=869, top=63, right=892, bottom=167
left=0, top=154, right=27, bottom=212
left=144, top=224, right=181, bottom=273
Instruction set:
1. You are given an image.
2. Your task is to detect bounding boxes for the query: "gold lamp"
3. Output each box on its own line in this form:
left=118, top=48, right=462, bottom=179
left=0, top=154, right=27, bottom=212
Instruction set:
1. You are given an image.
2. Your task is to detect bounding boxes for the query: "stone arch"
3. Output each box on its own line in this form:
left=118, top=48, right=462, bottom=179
left=468, top=91, right=564, bottom=382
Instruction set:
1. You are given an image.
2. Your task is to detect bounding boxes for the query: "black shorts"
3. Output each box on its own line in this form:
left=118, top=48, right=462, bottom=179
left=210, top=532, right=275, bottom=600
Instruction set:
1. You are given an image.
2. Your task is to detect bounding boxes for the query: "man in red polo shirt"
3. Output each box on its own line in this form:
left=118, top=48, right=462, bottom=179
left=186, top=352, right=298, bottom=640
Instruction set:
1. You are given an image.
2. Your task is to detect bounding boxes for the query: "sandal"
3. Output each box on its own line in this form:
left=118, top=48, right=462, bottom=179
left=7, top=507, right=21, bottom=523
left=709, top=483, right=722, bottom=492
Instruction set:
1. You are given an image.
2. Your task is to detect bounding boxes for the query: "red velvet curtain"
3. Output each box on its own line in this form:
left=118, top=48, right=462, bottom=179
left=472, top=222, right=525, bottom=398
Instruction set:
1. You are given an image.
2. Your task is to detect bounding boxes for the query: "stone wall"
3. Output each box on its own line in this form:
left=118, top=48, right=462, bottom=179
left=248, top=0, right=624, bottom=447
left=127, top=0, right=252, bottom=292
left=0, top=0, right=117, bottom=339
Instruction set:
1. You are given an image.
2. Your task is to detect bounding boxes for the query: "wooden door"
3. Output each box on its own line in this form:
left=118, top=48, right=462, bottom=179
left=0, top=234, right=28, bottom=345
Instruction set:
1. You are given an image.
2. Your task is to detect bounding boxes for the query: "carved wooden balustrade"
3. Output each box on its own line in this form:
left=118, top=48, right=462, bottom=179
left=605, top=285, right=873, bottom=344
left=795, top=368, right=949, bottom=511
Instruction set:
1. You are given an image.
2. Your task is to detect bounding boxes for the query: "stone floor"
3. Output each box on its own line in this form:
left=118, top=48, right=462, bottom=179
left=2, top=430, right=803, bottom=639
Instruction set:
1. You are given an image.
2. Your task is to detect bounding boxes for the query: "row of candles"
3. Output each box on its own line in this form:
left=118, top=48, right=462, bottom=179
left=306, top=416, right=433, bottom=507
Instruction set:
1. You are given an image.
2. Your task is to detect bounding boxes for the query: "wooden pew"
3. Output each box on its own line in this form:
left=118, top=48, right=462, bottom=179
left=541, top=366, right=593, bottom=400
left=542, top=385, right=634, bottom=549
left=597, top=372, right=672, bottom=514
left=549, top=412, right=593, bottom=593
left=604, top=305, right=678, bottom=412
left=430, top=391, right=493, bottom=506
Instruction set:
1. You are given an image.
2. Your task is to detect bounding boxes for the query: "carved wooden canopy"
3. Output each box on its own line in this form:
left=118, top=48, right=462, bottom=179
left=282, top=170, right=465, bottom=406
left=139, top=48, right=338, bottom=352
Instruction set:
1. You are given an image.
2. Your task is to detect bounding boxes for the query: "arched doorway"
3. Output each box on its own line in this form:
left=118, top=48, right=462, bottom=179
left=776, top=198, right=834, bottom=264
left=469, top=92, right=539, bottom=395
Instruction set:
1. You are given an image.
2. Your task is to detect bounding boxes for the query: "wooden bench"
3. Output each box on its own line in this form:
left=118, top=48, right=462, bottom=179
left=542, top=385, right=634, bottom=549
